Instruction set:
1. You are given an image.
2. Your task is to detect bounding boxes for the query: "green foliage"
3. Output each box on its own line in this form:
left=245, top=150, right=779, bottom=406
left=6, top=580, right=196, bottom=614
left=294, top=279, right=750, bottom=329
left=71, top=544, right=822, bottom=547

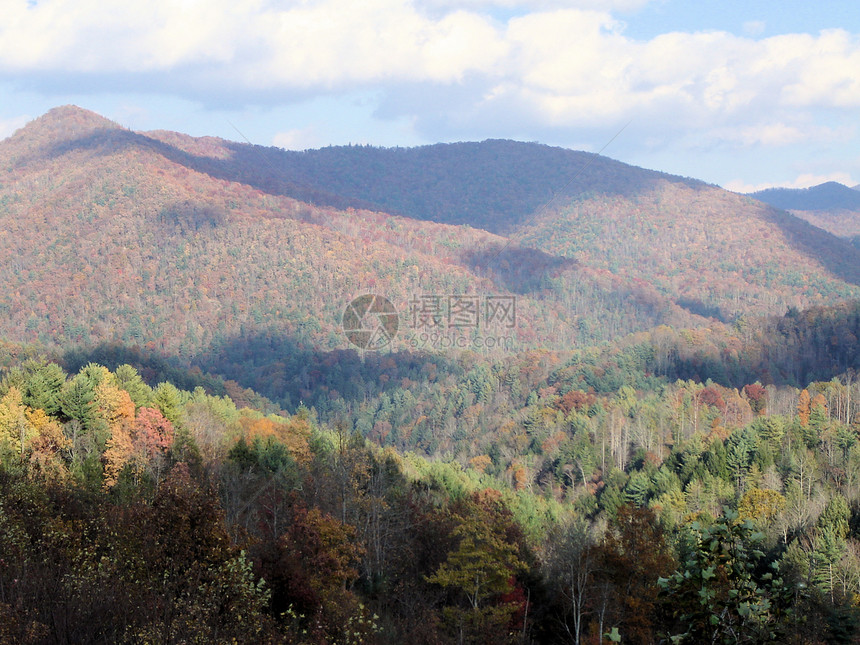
left=4, top=104, right=860, bottom=645
left=59, top=374, right=98, bottom=429
left=659, top=509, right=793, bottom=644
left=113, top=363, right=153, bottom=407
left=153, top=381, right=184, bottom=425
left=427, top=491, right=527, bottom=643
left=19, top=360, right=65, bottom=415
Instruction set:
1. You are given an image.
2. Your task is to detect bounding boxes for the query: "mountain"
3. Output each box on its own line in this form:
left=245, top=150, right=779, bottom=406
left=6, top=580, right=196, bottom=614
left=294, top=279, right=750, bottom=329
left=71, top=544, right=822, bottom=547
left=747, top=181, right=860, bottom=239
left=515, top=180, right=860, bottom=323
left=140, top=118, right=860, bottom=323
left=748, top=181, right=860, bottom=211
left=2, top=105, right=860, bottom=382
left=133, top=128, right=704, bottom=235
left=0, top=106, right=707, bottom=363
left=6, top=109, right=860, bottom=645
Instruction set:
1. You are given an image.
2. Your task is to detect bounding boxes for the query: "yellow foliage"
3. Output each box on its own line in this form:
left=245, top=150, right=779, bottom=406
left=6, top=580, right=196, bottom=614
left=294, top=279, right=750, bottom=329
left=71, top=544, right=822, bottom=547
left=26, top=408, right=69, bottom=451
left=102, top=424, right=134, bottom=489
left=737, top=488, right=786, bottom=526
left=95, top=380, right=136, bottom=429
left=0, top=387, right=36, bottom=454
left=26, top=408, right=70, bottom=481
left=236, top=411, right=312, bottom=465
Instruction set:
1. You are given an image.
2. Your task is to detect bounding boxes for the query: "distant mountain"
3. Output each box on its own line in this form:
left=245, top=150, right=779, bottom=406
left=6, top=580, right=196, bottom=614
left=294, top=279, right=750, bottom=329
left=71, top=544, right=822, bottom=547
left=2, top=105, right=860, bottom=377
left=0, top=106, right=706, bottom=364
left=513, top=180, right=860, bottom=323
left=746, top=181, right=860, bottom=239
left=139, top=129, right=703, bottom=235
left=748, top=181, right=860, bottom=211
left=145, top=122, right=860, bottom=322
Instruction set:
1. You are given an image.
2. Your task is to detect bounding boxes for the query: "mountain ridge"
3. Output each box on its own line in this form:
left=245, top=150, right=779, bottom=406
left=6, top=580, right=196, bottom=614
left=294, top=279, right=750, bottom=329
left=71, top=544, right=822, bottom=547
left=1, top=105, right=712, bottom=359
left=2, top=105, right=860, bottom=364
left=748, top=181, right=860, bottom=211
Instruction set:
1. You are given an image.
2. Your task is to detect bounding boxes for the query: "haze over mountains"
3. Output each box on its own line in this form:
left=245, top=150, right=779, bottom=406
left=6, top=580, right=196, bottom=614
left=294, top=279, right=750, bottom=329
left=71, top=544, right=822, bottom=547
left=2, top=105, right=860, bottom=369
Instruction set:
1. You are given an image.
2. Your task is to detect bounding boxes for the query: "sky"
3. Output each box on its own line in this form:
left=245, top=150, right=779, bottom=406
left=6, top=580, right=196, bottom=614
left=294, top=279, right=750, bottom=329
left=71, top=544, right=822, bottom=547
left=1, top=0, right=859, bottom=192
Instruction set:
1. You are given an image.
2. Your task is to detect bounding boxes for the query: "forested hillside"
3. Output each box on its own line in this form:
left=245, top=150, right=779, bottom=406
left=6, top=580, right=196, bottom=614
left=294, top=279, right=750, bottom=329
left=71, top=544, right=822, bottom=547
left=0, top=106, right=717, bottom=359
left=2, top=107, right=860, bottom=368
left=749, top=182, right=860, bottom=212
left=4, top=107, right=860, bottom=643
left=3, top=329, right=860, bottom=643
left=747, top=182, right=860, bottom=241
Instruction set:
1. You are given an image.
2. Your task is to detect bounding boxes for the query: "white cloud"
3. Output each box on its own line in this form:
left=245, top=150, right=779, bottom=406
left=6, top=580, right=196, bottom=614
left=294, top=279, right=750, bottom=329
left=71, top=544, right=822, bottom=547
left=416, top=0, right=655, bottom=10
left=273, top=126, right=320, bottom=151
left=0, top=114, right=31, bottom=140
left=2, top=0, right=860, bottom=156
left=743, top=21, right=766, bottom=37
left=705, top=122, right=842, bottom=147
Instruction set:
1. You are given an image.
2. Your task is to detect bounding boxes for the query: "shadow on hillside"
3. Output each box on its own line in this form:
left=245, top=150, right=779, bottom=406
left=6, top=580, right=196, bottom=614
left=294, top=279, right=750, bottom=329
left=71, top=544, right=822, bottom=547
left=193, top=333, right=471, bottom=413
left=40, top=127, right=379, bottom=212
left=765, top=209, right=860, bottom=287
left=460, top=244, right=578, bottom=294
left=61, top=334, right=466, bottom=415
left=40, top=129, right=706, bottom=234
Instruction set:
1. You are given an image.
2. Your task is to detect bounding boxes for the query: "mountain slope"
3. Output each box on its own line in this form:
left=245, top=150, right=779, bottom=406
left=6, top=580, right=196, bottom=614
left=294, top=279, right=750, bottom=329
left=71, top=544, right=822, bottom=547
left=2, top=105, right=860, bottom=369
left=157, top=129, right=860, bottom=321
left=748, top=181, right=860, bottom=211
left=0, top=106, right=708, bottom=359
left=136, top=132, right=704, bottom=235
left=514, top=180, right=860, bottom=321
left=746, top=181, right=860, bottom=240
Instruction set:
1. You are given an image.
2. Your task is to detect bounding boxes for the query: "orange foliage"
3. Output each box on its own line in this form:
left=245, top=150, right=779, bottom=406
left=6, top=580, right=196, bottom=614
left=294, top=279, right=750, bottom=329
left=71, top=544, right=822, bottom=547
left=237, top=413, right=311, bottom=464
left=26, top=408, right=70, bottom=481
left=469, top=454, right=492, bottom=474
left=798, top=389, right=811, bottom=427
left=557, top=390, right=596, bottom=415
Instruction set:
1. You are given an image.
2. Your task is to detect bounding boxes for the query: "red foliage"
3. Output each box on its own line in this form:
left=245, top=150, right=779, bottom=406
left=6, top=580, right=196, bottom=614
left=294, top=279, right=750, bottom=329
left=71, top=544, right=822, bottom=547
left=743, top=383, right=767, bottom=415
left=698, top=386, right=727, bottom=414
left=557, top=389, right=597, bottom=415
left=132, top=407, right=175, bottom=460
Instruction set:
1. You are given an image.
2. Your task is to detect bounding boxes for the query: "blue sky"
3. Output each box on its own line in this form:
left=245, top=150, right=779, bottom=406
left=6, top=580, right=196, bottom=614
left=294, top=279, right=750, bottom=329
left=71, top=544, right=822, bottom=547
left=1, top=0, right=859, bottom=192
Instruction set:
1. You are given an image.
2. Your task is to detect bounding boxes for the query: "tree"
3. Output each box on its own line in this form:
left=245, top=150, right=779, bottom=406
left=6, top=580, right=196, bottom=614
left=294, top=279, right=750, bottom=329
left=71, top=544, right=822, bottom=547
left=153, top=381, right=183, bottom=425
left=597, top=504, right=675, bottom=645
left=258, top=503, right=368, bottom=643
left=113, top=364, right=152, bottom=408
left=135, top=463, right=275, bottom=642
left=659, top=509, right=793, bottom=644
left=737, top=488, right=786, bottom=529
left=744, top=383, right=767, bottom=416
left=26, top=408, right=70, bottom=480
left=59, top=374, right=104, bottom=470
left=798, top=389, right=811, bottom=428
left=726, top=427, right=758, bottom=493
left=131, top=407, right=175, bottom=484
left=0, top=387, right=35, bottom=457
left=426, top=490, right=527, bottom=644
left=21, top=361, right=65, bottom=416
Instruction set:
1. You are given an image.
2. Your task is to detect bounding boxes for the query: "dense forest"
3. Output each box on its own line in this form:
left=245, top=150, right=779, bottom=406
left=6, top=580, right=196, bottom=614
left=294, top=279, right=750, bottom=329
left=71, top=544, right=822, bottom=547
left=748, top=182, right=860, bottom=241
left=3, top=294, right=860, bottom=644
left=2, top=106, right=860, bottom=362
left=4, top=107, right=860, bottom=643
left=0, top=352, right=849, bottom=643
